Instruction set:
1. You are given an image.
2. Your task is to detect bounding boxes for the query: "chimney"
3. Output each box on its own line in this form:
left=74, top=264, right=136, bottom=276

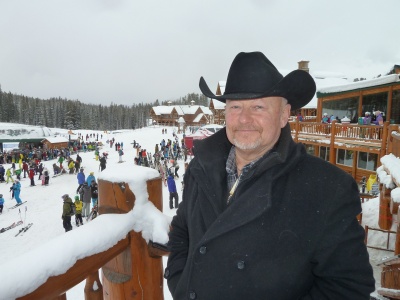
left=298, top=60, right=310, bottom=73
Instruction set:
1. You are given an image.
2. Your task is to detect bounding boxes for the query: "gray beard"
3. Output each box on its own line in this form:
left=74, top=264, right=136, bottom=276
left=232, top=137, right=261, bottom=151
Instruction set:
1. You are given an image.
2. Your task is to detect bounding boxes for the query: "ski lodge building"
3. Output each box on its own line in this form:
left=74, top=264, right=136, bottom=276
left=149, top=102, right=213, bottom=129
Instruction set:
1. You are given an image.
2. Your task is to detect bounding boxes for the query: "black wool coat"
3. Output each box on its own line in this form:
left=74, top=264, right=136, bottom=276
left=165, top=125, right=375, bottom=300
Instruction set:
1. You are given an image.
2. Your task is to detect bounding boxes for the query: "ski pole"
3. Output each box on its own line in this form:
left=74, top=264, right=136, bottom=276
left=24, top=206, right=27, bottom=224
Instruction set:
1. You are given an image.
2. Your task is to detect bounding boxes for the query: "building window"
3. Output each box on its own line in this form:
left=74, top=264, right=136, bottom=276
left=322, top=97, right=359, bottom=123
left=337, top=149, right=353, bottom=166
left=391, top=90, right=400, bottom=124
left=319, top=146, right=330, bottom=161
left=362, top=92, right=388, bottom=121
left=357, top=151, right=378, bottom=171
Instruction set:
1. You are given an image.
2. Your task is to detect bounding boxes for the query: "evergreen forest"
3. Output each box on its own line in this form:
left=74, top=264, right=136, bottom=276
left=0, top=86, right=208, bottom=130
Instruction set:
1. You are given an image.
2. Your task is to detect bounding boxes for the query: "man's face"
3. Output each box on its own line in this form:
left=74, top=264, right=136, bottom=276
left=225, top=97, right=290, bottom=155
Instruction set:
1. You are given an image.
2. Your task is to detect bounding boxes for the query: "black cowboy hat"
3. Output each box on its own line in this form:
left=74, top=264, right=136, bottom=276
left=199, top=51, right=316, bottom=110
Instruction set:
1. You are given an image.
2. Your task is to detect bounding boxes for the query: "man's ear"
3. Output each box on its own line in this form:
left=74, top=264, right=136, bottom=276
left=281, top=103, right=291, bottom=128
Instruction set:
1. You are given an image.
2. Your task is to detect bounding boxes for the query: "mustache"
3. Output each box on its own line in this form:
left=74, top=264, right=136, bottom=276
left=233, top=126, right=261, bottom=132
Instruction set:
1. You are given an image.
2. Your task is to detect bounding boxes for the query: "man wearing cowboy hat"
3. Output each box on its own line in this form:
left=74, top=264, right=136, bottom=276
left=165, top=52, right=374, bottom=299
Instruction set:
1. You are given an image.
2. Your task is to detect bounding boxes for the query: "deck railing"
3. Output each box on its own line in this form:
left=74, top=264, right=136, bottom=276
left=15, top=177, right=168, bottom=300
left=289, top=120, right=386, bottom=143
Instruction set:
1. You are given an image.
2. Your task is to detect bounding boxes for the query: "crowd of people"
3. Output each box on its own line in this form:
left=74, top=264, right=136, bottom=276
left=61, top=169, right=99, bottom=232
left=321, top=110, right=385, bottom=125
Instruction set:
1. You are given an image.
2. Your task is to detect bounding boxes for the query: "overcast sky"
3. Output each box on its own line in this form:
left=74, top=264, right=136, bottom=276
left=0, top=0, right=398, bottom=106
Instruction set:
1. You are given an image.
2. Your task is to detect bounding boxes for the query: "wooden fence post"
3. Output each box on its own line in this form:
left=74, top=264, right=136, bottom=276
left=85, top=271, right=103, bottom=300
left=379, top=184, right=393, bottom=231
left=98, top=177, right=164, bottom=300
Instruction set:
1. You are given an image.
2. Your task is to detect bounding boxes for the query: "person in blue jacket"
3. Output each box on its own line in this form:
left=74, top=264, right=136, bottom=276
left=76, top=168, right=86, bottom=193
left=13, top=179, right=22, bottom=205
left=86, top=172, right=96, bottom=187
left=0, top=194, right=4, bottom=213
left=167, top=174, right=179, bottom=209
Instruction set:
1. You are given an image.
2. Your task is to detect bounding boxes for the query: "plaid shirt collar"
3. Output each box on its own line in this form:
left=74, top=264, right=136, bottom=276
left=226, top=145, right=275, bottom=204
left=226, top=146, right=262, bottom=191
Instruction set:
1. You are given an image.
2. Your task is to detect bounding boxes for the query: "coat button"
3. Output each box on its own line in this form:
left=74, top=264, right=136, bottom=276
left=189, top=291, right=197, bottom=299
left=199, top=246, right=207, bottom=254
left=237, top=260, right=245, bottom=270
left=164, top=269, right=170, bottom=278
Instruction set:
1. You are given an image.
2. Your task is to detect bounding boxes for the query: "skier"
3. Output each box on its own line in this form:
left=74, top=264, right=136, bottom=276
left=76, top=168, right=86, bottom=193
left=61, top=194, right=74, bottom=232
left=15, top=168, right=22, bottom=180
left=68, top=159, right=75, bottom=174
left=9, top=183, right=15, bottom=199
left=57, top=155, right=64, bottom=169
left=79, top=182, right=91, bottom=217
left=6, top=167, right=14, bottom=184
left=22, top=161, right=28, bottom=178
left=90, top=180, right=98, bottom=209
left=158, top=157, right=167, bottom=186
left=37, top=163, right=43, bottom=180
left=118, top=148, right=124, bottom=163
left=52, top=163, right=60, bottom=176
left=99, top=155, right=107, bottom=171
left=13, top=179, right=23, bottom=205
left=73, top=195, right=84, bottom=226
left=0, top=164, right=5, bottom=182
left=43, top=167, right=50, bottom=185
left=29, top=166, right=35, bottom=186
left=167, top=174, right=179, bottom=209
left=0, top=194, right=4, bottom=214
left=170, top=159, right=180, bottom=178
left=86, top=172, right=96, bottom=187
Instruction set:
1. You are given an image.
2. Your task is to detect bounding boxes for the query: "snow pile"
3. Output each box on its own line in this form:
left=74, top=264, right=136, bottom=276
left=98, top=164, right=171, bottom=244
left=381, top=154, right=400, bottom=186
left=392, top=188, right=400, bottom=204
left=377, top=165, right=396, bottom=189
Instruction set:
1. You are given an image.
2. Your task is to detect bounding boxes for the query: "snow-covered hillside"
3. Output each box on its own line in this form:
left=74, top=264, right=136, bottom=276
left=0, top=125, right=394, bottom=299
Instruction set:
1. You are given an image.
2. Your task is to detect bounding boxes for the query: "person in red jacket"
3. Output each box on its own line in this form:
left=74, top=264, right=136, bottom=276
left=22, top=161, right=28, bottom=178
left=28, top=166, right=35, bottom=186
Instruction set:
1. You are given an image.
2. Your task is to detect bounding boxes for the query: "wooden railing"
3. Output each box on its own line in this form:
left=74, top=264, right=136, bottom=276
left=289, top=120, right=386, bottom=143
left=16, top=176, right=168, bottom=300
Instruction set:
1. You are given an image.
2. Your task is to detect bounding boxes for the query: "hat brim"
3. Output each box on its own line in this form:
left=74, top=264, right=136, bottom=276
left=199, top=70, right=316, bottom=110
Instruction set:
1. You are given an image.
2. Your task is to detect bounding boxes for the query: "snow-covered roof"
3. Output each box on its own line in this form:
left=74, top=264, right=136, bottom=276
left=192, top=113, right=204, bottom=123
left=317, top=74, right=400, bottom=96
left=201, top=106, right=213, bottom=115
left=211, top=99, right=226, bottom=110
left=304, top=73, right=350, bottom=108
left=180, top=105, right=200, bottom=115
left=41, top=136, right=69, bottom=143
left=152, top=106, right=174, bottom=115
left=152, top=105, right=211, bottom=116
left=0, top=122, right=53, bottom=141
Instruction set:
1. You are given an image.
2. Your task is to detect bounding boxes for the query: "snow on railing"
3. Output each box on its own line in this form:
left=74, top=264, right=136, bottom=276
left=0, top=165, right=171, bottom=299
left=379, top=154, right=400, bottom=204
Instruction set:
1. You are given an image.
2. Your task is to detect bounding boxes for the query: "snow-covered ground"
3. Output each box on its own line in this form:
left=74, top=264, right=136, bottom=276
left=0, top=125, right=395, bottom=299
